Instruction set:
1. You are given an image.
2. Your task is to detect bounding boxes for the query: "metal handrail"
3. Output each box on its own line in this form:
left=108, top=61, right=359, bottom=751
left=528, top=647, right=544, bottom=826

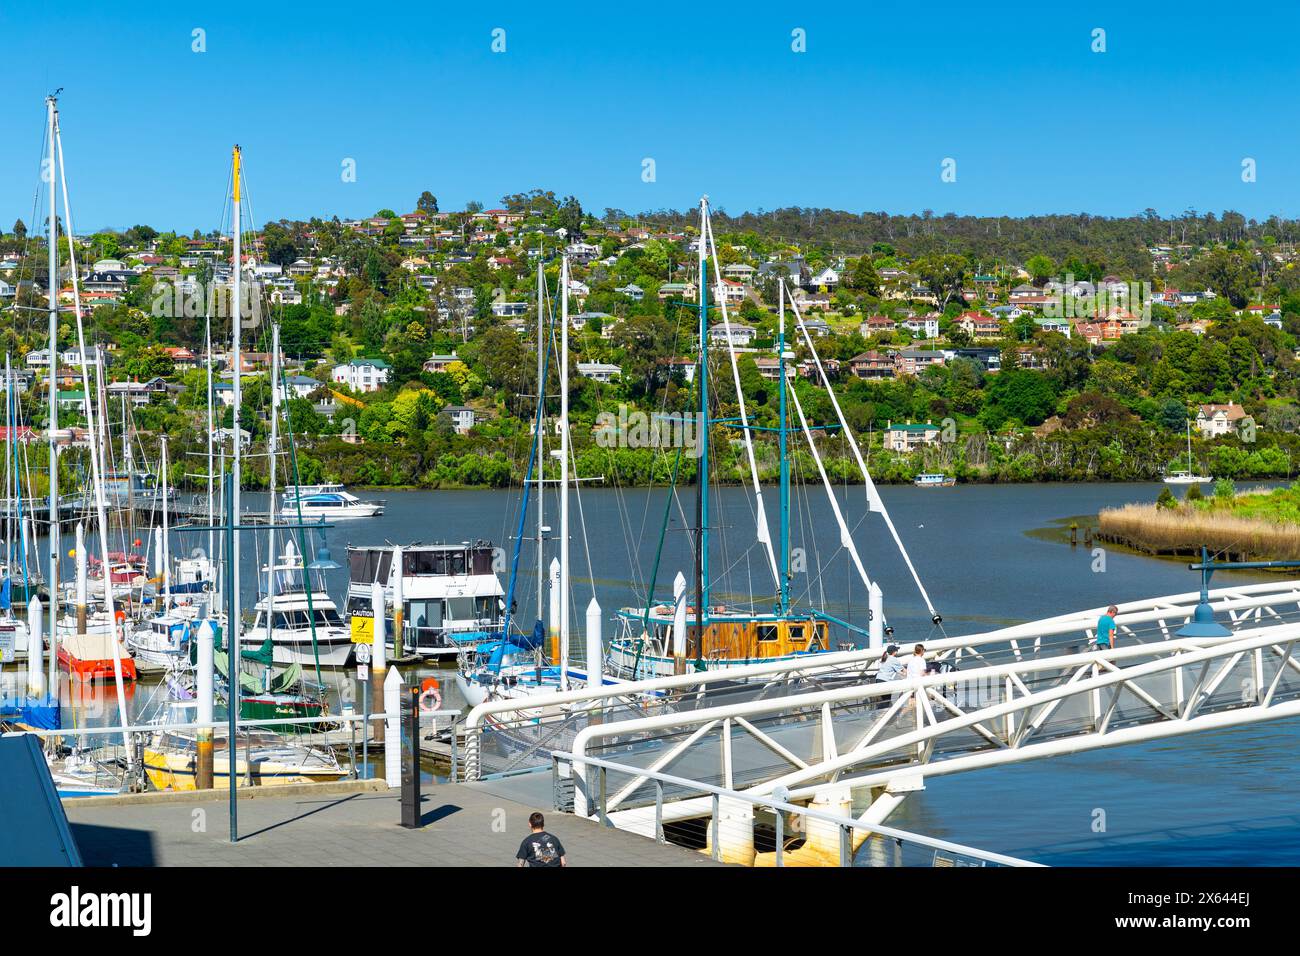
left=552, top=750, right=1042, bottom=867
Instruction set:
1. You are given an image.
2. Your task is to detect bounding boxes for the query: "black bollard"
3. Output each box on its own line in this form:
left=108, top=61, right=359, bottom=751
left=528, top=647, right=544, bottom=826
left=400, top=684, right=421, bottom=828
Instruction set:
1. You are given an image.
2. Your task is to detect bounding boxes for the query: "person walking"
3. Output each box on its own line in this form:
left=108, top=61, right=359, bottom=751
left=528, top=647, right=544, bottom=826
left=1095, top=605, right=1119, bottom=650
left=516, top=812, right=568, bottom=868
left=874, top=644, right=905, bottom=710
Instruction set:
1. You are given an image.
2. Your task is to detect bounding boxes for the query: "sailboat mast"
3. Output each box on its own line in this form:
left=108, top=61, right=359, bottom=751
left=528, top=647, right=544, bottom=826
left=266, top=322, right=280, bottom=654
left=536, top=258, right=545, bottom=637
left=693, top=198, right=710, bottom=659
left=45, top=93, right=59, bottom=692
left=778, top=280, right=790, bottom=612
left=230, top=145, right=243, bottom=641
left=206, top=311, right=215, bottom=563
left=559, top=253, right=570, bottom=691
left=160, top=435, right=170, bottom=611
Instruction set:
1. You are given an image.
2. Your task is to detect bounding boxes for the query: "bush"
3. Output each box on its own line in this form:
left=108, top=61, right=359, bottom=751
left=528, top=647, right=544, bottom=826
left=1214, top=478, right=1236, bottom=499
left=1157, top=487, right=1177, bottom=509
left=1186, top=483, right=1204, bottom=502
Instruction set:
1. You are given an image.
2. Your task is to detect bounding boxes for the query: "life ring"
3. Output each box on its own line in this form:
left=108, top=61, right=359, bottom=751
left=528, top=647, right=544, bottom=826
left=114, top=609, right=126, bottom=624
left=418, top=678, right=442, bottom=712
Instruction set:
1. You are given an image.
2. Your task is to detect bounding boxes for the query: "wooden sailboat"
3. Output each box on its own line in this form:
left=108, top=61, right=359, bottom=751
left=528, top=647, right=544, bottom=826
left=607, top=197, right=941, bottom=680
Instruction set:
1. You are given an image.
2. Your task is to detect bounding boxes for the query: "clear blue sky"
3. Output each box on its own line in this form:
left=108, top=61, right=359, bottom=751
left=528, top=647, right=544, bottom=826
left=1, top=0, right=1296, bottom=232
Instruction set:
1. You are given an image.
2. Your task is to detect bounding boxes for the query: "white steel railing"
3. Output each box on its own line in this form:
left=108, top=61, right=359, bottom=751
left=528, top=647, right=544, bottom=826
left=461, top=580, right=1300, bottom=780
left=551, top=751, right=1042, bottom=867
left=562, top=623, right=1300, bottom=822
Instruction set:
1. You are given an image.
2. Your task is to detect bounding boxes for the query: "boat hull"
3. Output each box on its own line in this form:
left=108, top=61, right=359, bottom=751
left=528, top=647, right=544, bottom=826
left=142, top=749, right=347, bottom=790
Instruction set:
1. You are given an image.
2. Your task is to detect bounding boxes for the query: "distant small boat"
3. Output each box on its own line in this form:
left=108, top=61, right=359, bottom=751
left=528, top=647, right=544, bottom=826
left=1164, top=421, right=1211, bottom=485
left=914, top=473, right=956, bottom=488
left=280, top=483, right=383, bottom=519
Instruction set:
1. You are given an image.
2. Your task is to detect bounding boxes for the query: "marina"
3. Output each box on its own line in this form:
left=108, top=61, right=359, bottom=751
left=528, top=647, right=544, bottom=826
left=0, top=15, right=1296, bottom=931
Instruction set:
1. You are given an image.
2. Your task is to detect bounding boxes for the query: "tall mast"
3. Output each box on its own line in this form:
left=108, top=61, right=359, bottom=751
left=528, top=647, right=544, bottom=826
left=535, top=257, right=545, bottom=635
left=160, top=435, right=170, bottom=611
left=205, top=310, right=214, bottom=563
left=558, top=253, right=570, bottom=690
left=693, top=198, right=710, bottom=661
left=44, top=93, right=59, bottom=692
left=778, top=280, right=789, bottom=612
left=265, top=322, right=280, bottom=652
left=230, top=145, right=242, bottom=642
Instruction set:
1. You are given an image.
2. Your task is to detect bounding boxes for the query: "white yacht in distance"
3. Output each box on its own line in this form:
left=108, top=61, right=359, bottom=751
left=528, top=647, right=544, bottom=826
left=1164, top=421, right=1211, bottom=485
left=242, top=541, right=354, bottom=667
left=280, top=482, right=384, bottom=519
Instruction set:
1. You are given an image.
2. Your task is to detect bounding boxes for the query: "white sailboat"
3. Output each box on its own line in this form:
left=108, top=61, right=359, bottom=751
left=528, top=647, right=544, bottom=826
left=1164, top=420, right=1211, bottom=484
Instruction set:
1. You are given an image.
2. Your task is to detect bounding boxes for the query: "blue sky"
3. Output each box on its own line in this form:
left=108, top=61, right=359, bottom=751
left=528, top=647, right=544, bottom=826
left=1, top=0, right=1296, bottom=231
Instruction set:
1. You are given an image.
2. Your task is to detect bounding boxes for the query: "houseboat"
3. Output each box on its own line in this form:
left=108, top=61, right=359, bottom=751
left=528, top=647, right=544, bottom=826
left=346, top=543, right=505, bottom=659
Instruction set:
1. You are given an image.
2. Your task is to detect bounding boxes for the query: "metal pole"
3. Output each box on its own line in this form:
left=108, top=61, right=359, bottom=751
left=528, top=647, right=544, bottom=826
left=224, top=477, right=237, bottom=842
left=45, top=94, right=59, bottom=698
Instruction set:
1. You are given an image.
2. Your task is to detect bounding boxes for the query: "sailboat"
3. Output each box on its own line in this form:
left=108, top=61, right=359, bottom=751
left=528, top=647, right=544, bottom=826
left=455, top=254, right=590, bottom=705
left=607, top=197, right=940, bottom=680
left=33, top=93, right=135, bottom=757
left=1164, top=420, right=1211, bottom=484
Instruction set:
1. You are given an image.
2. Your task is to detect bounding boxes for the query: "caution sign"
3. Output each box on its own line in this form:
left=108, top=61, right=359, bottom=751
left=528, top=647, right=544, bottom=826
left=350, top=610, right=374, bottom=645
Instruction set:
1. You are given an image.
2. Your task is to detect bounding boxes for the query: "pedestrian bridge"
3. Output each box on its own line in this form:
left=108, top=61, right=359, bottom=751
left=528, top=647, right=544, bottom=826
left=462, top=579, right=1300, bottom=783
left=459, top=581, right=1300, bottom=865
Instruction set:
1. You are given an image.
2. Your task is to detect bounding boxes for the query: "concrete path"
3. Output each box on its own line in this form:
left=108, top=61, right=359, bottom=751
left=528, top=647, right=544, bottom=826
left=62, top=780, right=721, bottom=867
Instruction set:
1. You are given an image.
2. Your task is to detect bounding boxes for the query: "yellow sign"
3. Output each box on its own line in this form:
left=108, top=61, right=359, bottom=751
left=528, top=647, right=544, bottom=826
left=350, top=611, right=374, bottom=645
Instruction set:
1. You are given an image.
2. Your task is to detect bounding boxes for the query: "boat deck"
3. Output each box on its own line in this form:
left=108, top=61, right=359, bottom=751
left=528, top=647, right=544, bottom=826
left=61, top=778, right=722, bottom=867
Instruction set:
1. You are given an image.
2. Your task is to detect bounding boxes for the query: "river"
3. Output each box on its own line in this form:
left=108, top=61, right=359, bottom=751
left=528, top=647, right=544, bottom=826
left=32, top=480, right=1300, bottom=864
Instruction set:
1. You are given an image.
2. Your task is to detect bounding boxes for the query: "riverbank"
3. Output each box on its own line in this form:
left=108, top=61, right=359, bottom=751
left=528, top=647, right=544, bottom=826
left=1098, top=484, right=1300, bottom=561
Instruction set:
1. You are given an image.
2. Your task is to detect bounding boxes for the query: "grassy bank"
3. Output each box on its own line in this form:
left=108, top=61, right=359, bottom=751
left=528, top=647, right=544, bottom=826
left=1098, top=484, right=1300, bottom=560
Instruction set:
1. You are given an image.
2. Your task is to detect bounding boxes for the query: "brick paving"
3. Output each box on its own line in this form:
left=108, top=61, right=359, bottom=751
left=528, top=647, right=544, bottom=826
left=62, top=780, right=721, bottom=867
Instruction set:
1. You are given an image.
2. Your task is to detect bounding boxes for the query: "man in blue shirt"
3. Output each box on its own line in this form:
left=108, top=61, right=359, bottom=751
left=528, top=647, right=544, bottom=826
left=1095, top=605, right=1118, bottom=649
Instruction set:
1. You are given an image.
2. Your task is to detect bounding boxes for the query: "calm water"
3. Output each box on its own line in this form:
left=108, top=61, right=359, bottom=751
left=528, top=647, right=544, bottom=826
left=33, top=480, right=1300, bottom=864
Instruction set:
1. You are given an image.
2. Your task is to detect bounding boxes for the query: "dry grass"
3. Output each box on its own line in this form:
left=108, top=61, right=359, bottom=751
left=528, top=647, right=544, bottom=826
left=1098, top=502, right=1300, bottom=560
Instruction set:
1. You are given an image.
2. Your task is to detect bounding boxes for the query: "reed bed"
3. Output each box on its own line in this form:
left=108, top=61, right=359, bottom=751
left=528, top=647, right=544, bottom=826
left=1098, top=502, right=1300, bottom=560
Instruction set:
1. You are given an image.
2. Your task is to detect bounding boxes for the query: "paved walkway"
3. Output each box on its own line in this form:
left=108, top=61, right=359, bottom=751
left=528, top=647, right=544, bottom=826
left=62, top=780, right=721, bottom=867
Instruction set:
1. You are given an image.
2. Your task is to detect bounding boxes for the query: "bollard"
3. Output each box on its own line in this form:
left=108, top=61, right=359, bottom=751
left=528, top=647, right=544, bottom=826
left=383, top=666, right=402, bottom=788
left=26, top=596, right=44, bottom=698
left=547, top=557, right=561, bottom=667
left=370, top=581, right=386, bottom=742
left=196, top=619, right=216, bottom=789
left=672, top=571, right=687, bottom=675
left=400, top=684, right=421, bottom=828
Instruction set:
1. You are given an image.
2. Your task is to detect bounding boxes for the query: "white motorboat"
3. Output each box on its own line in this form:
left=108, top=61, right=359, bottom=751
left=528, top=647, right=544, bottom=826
left=280, top=483, right=383, bottom=519
left=242, top=541, right=354, bottom=667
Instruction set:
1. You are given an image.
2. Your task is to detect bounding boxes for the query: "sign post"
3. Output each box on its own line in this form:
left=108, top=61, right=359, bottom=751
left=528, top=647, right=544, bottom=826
left=356, top=642, right=371, bottom=778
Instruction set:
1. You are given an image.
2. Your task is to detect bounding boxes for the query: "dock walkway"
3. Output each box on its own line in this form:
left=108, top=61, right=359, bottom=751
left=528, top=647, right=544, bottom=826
left=61, top=779, right=721, bottom=867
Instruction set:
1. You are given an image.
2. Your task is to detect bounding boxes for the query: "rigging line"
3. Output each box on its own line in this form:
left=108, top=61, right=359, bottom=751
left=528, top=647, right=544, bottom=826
left=788, top=284, right=941, bottom=622
left=701, top=205, right=780, bottom=594
left=54, top=113, right=132, bottom=760
left=787, top=374, right=873, bottom=593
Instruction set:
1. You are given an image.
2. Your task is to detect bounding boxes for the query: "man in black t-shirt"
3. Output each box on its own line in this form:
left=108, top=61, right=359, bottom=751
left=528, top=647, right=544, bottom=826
left=516, top=812, right=568, bottom=867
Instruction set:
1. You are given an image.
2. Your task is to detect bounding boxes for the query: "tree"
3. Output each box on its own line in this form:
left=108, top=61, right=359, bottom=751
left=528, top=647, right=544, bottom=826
left=417, top=191, right=439, bottom=215
left=12, top=219, right=26, bottom=241
left=844, top=256, right=880, bottom=295
left=1025, top=254, right=1054, bottom=285
left=913, top=254, right=967, bottom=305
left=1157, top=398, right=1188, bottom=432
